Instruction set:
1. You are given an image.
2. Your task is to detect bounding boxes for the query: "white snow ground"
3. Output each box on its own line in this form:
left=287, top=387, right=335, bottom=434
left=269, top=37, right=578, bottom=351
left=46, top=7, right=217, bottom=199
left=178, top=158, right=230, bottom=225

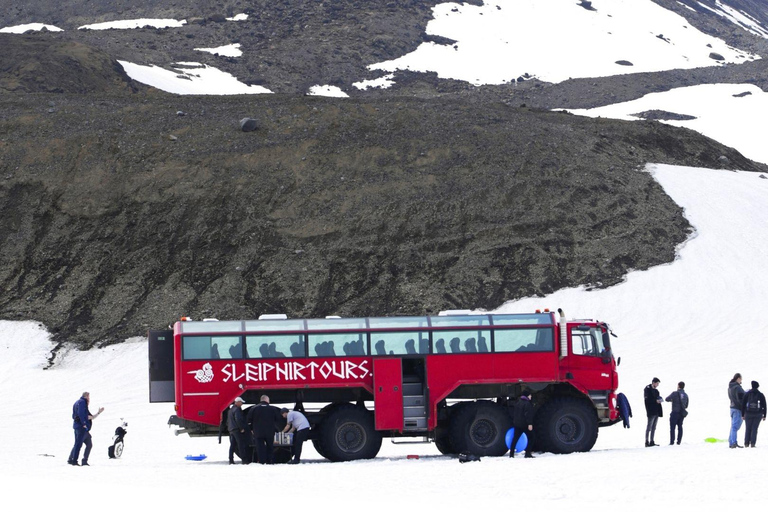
left=3, top=0, right=768, bottom=507
left=2, top=158, right=767, bottom=508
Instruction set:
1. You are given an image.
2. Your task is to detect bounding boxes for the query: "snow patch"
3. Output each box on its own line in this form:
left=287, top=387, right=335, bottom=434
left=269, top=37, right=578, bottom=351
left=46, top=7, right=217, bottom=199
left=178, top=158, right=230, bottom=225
left=369, top=0, right=758, bottom=85
left=194, top=43, right=242, bottom=58
left=0, top=23, right=63, bottom=33
left=118, top=60, right=272, bottom=95
left=78, top=19, right=187, bottom=30
left=226, top=13, right=249, bottom=21
left=565, top=83, right=768, bottom=165
left=307, top=85, right=349, bottom=98
left=353, top=74, right=396, bottom=90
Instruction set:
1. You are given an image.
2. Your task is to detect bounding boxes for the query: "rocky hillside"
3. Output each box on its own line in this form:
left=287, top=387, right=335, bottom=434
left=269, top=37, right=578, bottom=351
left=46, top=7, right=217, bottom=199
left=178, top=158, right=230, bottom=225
left=1, top=0, right=768, bottom=346
left=1, top=87, right=764, bottom=345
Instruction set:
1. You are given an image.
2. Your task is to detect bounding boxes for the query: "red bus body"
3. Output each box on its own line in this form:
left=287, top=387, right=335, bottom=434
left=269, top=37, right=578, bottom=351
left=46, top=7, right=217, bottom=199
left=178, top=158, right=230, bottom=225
left=154, top=309, right=620, bottom=460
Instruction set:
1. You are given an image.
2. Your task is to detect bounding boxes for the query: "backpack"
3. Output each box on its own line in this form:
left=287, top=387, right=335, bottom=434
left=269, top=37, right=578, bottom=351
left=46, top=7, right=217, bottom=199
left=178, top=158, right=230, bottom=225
left=746, top=392, right=761, bottom=411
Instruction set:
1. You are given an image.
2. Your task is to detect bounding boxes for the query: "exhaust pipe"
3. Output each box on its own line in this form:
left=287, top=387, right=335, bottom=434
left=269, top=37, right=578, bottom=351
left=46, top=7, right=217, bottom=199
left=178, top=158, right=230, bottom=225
left=557, top=308, right=567, bottom=359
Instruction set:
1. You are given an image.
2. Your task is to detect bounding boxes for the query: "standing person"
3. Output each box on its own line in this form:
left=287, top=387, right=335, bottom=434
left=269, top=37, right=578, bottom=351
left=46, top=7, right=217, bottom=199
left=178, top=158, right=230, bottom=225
left=227, top=397, right=250, bottom=464
left=68, top=391, right=104, bottom=466
left=509, top=389, right=534, bottom=459
left=741, top=381, right=767, bottom=448
left=247, top=395, right=283, bottom=464
left=644, top=377, right=663, bottom=447
left=281, top=408, right=311, bottom=464
left=666, top=381, right=689, bottom=445
left=728, top=373, right=746, bottom=448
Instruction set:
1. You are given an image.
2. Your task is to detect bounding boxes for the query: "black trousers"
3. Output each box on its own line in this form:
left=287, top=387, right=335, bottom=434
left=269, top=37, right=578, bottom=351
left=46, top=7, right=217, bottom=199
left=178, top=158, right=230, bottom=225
left=255, top=435, right=275, bottom=464
left=229, top=431, right=251, bottom=464
left=509, top=426, right=533, bottom=457
left=744, top=415, right=762, bottom=446
left=292, top=429, right=310, bottom=462
left=228, top=433, right=241, bottom=463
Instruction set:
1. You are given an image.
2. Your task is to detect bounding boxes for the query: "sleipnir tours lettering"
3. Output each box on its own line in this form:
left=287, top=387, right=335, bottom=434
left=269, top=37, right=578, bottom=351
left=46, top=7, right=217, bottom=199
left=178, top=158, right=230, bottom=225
left=206, top=359, right=371, bottom=384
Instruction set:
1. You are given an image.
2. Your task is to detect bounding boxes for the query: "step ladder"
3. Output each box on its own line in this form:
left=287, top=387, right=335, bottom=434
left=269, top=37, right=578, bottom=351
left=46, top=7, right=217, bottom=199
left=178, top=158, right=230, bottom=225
left=402, top=378, right=428, bottom=431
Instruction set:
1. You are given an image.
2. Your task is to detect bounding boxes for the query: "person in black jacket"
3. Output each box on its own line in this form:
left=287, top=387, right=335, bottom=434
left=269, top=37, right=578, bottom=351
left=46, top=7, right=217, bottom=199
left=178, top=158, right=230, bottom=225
left=509, top=389, right=534, bottom=459
left=644, top=377, right=663, bottom=447
left=247, top=395, right=283, bottom=464
left=227, top=397, right=250, bottom=464
left=741, top=381, right=767, bottom=448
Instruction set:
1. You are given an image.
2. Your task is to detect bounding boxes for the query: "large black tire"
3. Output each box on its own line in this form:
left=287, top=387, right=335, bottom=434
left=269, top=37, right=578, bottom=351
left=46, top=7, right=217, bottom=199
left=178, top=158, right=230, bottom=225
left=318, top=404, right=382, bottom=462
left=434, top=425, right=454, bottom=455
left=311, top=403, right=337, bottom=459
left=311, top=438, right=329, bottom=460
left=449, top=401, right=512, bottom=457
left=534, top=397, right=598, bottom=454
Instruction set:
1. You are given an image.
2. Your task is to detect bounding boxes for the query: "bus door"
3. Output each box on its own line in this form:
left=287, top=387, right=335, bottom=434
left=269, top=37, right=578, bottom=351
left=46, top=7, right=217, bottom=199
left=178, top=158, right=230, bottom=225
left=148, top=330, right=175, bottom=402
left=373, top=358, right=403, bottom=431
left=565, top=324, right=614, bottom=391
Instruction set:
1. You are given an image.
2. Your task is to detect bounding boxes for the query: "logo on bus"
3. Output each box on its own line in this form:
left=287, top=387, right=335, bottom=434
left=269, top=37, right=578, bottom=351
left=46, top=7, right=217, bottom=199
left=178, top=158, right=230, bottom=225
left=187, top=360, right=371, bottom=384
left=188, top=362, right=214, bottom=383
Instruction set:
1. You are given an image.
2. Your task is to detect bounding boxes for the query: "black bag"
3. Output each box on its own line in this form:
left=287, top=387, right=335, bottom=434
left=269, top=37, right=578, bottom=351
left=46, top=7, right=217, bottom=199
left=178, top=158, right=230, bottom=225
left=458, top=452, right=481, bottom=463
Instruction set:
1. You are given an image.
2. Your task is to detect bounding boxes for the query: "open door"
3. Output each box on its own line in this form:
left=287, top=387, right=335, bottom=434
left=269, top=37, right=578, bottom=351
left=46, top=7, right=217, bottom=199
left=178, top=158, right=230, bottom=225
left=148, top=330, right=175, bottom=403
left=373, top=358, right=403, bottom=431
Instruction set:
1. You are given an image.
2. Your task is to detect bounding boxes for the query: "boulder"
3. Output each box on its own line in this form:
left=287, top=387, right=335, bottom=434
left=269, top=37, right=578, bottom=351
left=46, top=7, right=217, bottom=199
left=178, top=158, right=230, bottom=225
left=240, top=118, right=258, bottom=132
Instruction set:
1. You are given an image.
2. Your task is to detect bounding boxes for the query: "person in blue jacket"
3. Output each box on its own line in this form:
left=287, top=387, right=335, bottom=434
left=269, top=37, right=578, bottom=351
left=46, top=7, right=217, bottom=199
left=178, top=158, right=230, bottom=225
left=68, top=392, right=104, bottom=466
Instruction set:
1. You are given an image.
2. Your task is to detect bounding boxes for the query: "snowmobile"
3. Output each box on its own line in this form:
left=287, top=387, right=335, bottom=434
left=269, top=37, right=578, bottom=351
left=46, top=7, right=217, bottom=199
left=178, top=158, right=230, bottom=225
left=108, top=419, right=128, bottom=459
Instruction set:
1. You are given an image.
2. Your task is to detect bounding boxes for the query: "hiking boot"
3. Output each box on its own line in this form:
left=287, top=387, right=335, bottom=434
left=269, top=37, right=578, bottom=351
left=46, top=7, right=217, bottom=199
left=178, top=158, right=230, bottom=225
left=81, top=461, right=90, bottom=466
left=68, top=460, right=79, bottom=466
left=524, top=454, right=535, bottom=458
left=649, top=442, right=659, bottom=447
left=645, top=441, right=650, bottom=447
left=286, top=459, right=299, bottom=464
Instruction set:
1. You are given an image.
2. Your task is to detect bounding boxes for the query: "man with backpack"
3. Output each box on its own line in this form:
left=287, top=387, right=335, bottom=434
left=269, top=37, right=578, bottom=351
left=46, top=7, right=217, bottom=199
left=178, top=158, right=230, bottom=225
left=665, top=381, right=689, bottom=445
left=741, top=381, right=767, bottom=448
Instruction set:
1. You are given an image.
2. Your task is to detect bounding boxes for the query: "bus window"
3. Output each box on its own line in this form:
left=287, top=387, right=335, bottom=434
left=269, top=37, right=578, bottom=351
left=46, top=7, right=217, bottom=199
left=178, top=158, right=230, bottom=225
left=494, top=328, right=554, bottom=353
left=571, top=328, right=606, bottom=357
left=183, top=336, right=242, bottom=360
left=373, top=332, right=429, bottom=355
left=245, top=335, right=305, bottom=359
left=308, top=333, right=367, bottom=357
left=433, top=330, right=491, bottom=354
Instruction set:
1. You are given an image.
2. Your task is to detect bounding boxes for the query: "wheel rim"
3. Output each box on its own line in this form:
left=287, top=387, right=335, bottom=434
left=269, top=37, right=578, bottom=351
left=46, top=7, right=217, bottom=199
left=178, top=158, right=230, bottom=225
left=114, top=442, right=123, bottom=458
left=555, top=415, right=583, bottom=444
left=470, top=418, right=498, bottom=447
left=335, top=421, right=367, bottom=453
